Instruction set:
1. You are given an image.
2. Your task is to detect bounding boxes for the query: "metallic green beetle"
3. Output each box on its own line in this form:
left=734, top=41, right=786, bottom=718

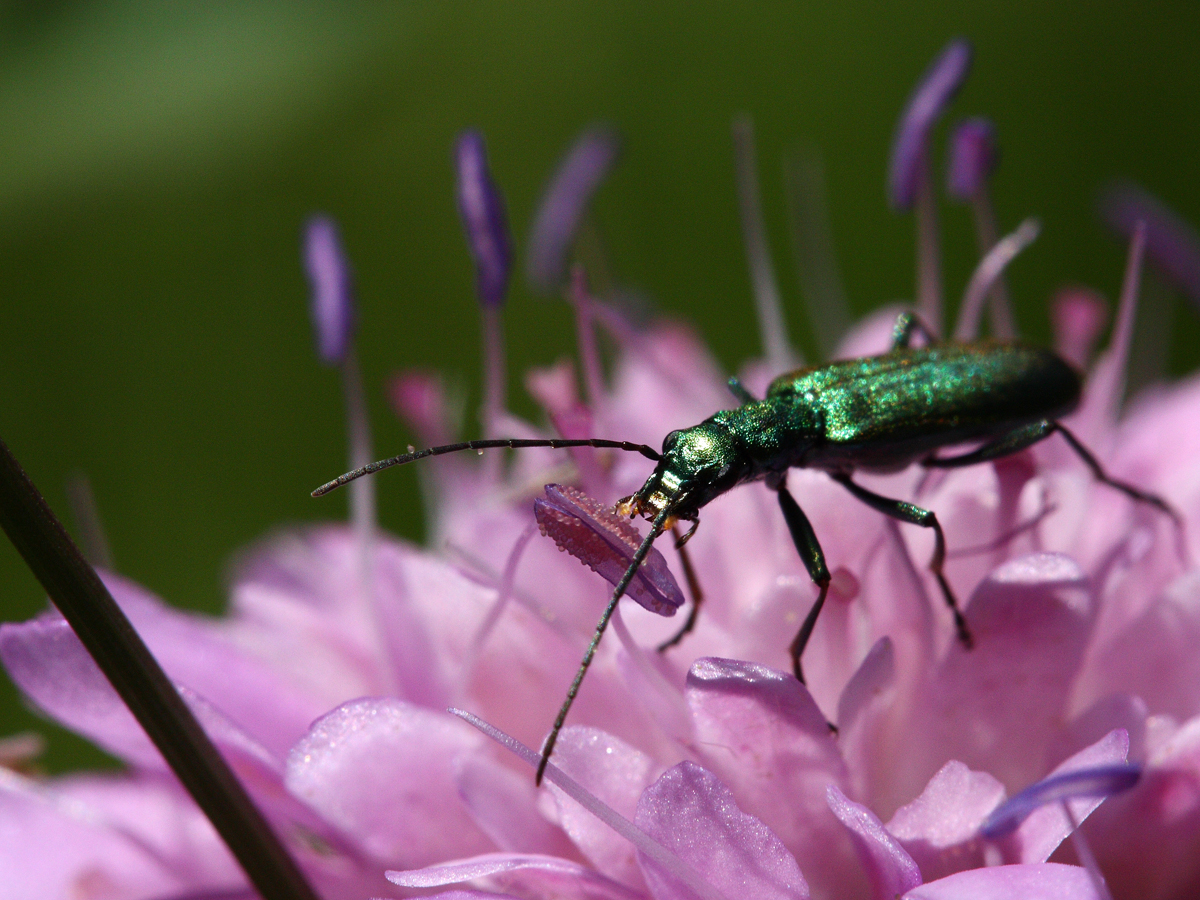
left=314, top=312, right=1177, bottom=781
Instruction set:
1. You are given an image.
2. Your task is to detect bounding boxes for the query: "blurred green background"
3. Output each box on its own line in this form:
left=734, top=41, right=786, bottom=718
left=2, top=1, right=1198, bottom=772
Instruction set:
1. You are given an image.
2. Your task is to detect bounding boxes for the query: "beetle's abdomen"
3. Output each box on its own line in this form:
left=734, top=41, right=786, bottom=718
left=767, top=344, right=1081, bottom=470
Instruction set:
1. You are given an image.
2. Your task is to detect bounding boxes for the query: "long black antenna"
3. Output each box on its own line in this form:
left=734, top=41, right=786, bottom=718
left=312, top=438, right=661, bottom=497
left=536, top=505, right=673, bottom=784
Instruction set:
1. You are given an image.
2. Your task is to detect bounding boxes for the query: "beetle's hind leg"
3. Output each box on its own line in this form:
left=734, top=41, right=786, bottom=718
left=1054, top=423, right=1188, bottom=563
left=831, top=473, right=973, bottom=648
left=925, top=419, right=1187, bottom=563
left=923, top=420, right=1055, bottom=469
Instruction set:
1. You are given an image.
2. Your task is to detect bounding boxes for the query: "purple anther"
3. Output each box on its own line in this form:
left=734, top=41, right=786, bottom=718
left=304, top=216, right=356, bottom=365
left=534, top=484, right=683, bottom=616
left=946, top=117, right=999, bottom=200
left=980, top=763, right=1141, bottom=839
left=455, top=130, right=512, bottom=309
left=525, top=125, right=621, bottom=295
left=1101, top=182, right=1200, bottom=304
left=888, top=39, right=973, bottom=211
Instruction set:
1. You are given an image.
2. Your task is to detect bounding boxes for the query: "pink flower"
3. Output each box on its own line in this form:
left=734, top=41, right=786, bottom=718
left=4, top=42, right=1200, bottom=900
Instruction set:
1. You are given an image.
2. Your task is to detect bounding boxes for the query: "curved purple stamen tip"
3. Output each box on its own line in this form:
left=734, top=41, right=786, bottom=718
left=303, top=216, right=356, bottom=365
left=455, top=130, right=513, bottom=309
left=525, top=125, right=622, bottom=295
left=980, top=763, right=1141, bottom=839
left=534, top=483, right=683, bottom=616
left=1100, top=181, right=1200, bottom=304
left=946, top=117, right=999, bottom=200
left=888, top=38, right=973, bottom=211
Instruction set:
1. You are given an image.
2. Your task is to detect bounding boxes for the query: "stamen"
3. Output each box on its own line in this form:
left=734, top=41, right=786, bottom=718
left=1063, top=800, right=1114, bottom=900
left=303, top=218, right=376, bottom=540
left=952, top=218, right=1040, bottom=341
left=455, top=130, right=513, bottom=311
left=569, top=266, right=606, bottom=408
left=732, top=115, right=796, bottom=372
left=946, top=117, right=999, bottom=201
left=947, top=117, right=1014, bottom=338
left=888, top=39, right=973, bottom=334
left=526, top=125, right=621, bottom=296
left=449, top=708, right=731, bottom=900
left=782, top=145, right=851, bottom=359
left=609, top=602, right=688, bottom=737
left=1101, top=181, right=1200, bottom=305
left=534, top=484, right=684, bottom=616
left=980, top=763, right=1140, bottom=838
left=1087, top=222, right=1146, bottom=426
left=1051, top=288, right=1108, bottom=369
left=388, top=370, right=453, bottom=448
left=303, top=216, right=355, bottom=366
left=456, top=131, right=513, bottom=453
left=64, top=472, right=113, bottom=570
left=470, top=523, right=537, bottom=659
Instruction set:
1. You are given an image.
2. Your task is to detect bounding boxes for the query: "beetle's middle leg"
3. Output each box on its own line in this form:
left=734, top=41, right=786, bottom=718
left=830, top=472, right=973, bottom=648
left=772, top=479, right=832, bottom=684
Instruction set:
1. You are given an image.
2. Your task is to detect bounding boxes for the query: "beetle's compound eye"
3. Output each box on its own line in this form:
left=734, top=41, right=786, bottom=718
left=661, top=430, right=683, bottom=454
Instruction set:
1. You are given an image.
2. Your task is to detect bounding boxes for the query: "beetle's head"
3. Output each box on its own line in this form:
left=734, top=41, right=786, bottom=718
left=618, top=421, right=748, bottom=525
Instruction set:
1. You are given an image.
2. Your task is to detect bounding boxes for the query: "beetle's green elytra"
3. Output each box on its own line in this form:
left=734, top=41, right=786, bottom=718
left=314, top=312, right=1180, bottom=783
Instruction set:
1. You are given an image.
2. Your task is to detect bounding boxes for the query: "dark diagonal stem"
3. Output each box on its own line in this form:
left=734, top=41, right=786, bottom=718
left=0, top=436, right=320, bottom=900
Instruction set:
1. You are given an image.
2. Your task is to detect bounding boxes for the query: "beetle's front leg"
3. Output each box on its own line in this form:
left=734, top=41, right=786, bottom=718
left=891, top=311, right=938, bottom=350
left=831, top=473, right=974, bottom=648
left=774, top=482, right=832, bottom=684
left=657, top=525, right=705, bottom=652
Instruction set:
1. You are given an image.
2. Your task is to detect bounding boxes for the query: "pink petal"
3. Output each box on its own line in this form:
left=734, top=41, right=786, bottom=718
left=887, top=760, right=1006, bottom=883
left=0, top=570, right=326, bottom=763
left=388, top=853, right=639, bottom=900
left=685, top=658, right=860, bottom=895
left=456, top=753, right=576, bottom=856
left=826, top=785, right=921, bottom=900
left=0, top=613, right=161, bottom=768
left=284, top=697, right=493, bottom=866
left=0, top=771, right=242, bottom=900
left=544, top=726, right=660, bottom=890
left=903, top=863, right=1101, bottom=900
left=230, top=527, right=471, bottom=710
left=901, top=553, right=1092, bottom=797
left=635, top=760, right=809, bottom=900
left=1076, top=715, right=1200, bottom=899
left=835, top=638, right=900, bottom=803
left=1077, top=571, right=1200, bottom=722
